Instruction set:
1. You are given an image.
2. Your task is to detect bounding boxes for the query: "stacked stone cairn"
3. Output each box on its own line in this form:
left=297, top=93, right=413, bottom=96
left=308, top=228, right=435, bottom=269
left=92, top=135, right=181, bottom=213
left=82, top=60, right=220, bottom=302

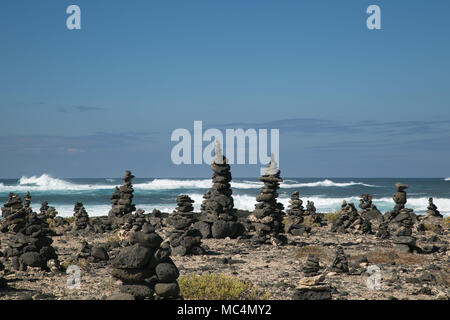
left=384, top=183, right=417, bottom=253
left=1, top=193, right=27, bottom=233
left=303, top=200, right=324, bottom=226
left=0, top=261, right=6, bottom=288
left=418, top=198, right=443, bottom=232
left=122, top=209, right=148, bottom=232
left=148, top=209, right=164, bottom=229
left=2, top=195, right=58, bottom=271
left=73, top=202, right=90, bottom=230
left=76, top=241, right=109, bottom=263
left=330, top=202, right=372, bottom=234
left=108, top=170, right=136, bottom=227
left=109, top=223, right=182, bottom=300
left=23, top=192, right=32, bottom=214
left=248, top=154, right=286, bottom=244
left=196, top=140, right=244, bottom=239
left=200, top=190, right=212, bottom=214
left=284, top=192, right=310, bottom=236
left=329, top=246, right=349, bottom=273
left=167, top=195, right=203, bottom=256
left=38, top=200, right=58, bottom=221
left=359, top=193, right=383, bottom=225
left=293, top=254, right=332, bottom=300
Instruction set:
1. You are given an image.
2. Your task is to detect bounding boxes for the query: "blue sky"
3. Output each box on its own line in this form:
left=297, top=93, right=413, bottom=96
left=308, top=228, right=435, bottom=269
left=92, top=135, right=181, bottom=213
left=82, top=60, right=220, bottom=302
left=1, top=0, right=449, bottom=178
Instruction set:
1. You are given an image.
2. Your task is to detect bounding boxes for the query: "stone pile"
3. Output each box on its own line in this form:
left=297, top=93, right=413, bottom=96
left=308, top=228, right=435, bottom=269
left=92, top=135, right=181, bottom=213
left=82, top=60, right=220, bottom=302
left=4, top=211, right=59, bottom=271
left=23, top=192, right=32, bottom=214
left=1, top=193, right=27, bottom=233
left=196, top=140, right=244, bottom=239
left=108, top=170, right=136, bottom=227
left=425, top=197, right=442, bottom=218
left=38, top=201, right=58, bottom=221
left=376, top=221, right=390, bottom=239
left=0, top=261, right=6, bottom=289
left=358, top=193, right=383, bottom=223
left=110, top=223, right=182, bottom=300
left=76, top=241, right=109, bottom=263
left=123, top=209, right=148, bottom=232
left=303, top=200, right=324, bottom=226
left=293, top=254, right=332, bottom=300
left=248, top=154, right=286, bottom=244
left=73, top=202, right=90, bottom=230
left=167, top=195, right=203, bottom=256
left=148, top=209, right=164, bottom=229
left=384, top=183, right=417, bottom=253
left=284, top=192, right=310, bottom=236
left=330, top=202, right=372, bottom=234
left=200, top=191, right=212, bottom=214
left=419, top=197, right=443, bottom=228
left=329, top=246, right=349, bottom=273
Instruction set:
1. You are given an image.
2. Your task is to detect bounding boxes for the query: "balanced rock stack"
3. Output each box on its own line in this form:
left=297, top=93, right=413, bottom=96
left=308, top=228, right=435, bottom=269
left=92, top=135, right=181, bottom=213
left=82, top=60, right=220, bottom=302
left=303, top=200, right=323, bottom=226
left=76, top=241, right=109, bottom=263
left=200, top=191, right=212, bottom=214
left=330, top=202, right=372, bottom=234
left=248, top=154, right=286, bottom=244
left=358, top=194, right=383, bottom=223
left=329, top=246, right=349, bottom=273
left=0, top=261, right=7, bottom=289
left=73, top=202, right=90, bottom=230
left=420, top=197, right=443, bottom=227
left=384, top=184, right=417, bottom=253
left=425, top=197, right=442, bottom=218
left=392, top=213, right=416, bottom=253
left=38, top=201, right=58, bottom=221
left=108, top=170, right=136, bottom=227
left=167, top=195, right=203, bottom=256
left=197, top=140, right=244, bottom=239
left=4, top=211, right=59, bottom=271
left=293, top=254, right=332, bottom=300
left=23, top=192, right=32, bottom=214
left=122, top=209, right=148, bottom=232
left=110, top=223, right=182, bottom=300
left=148, top=209, right=164, bottom=229
left=1, top=193, right=27, bottom=233
left=284, top=192, right=310, bottom=236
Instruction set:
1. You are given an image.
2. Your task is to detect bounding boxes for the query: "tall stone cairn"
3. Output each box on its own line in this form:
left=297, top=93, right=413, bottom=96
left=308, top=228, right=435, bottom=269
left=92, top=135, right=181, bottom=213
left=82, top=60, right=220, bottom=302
left=167, top=195, right=203, bottom=256
left=73, top=202, right=90, bottom=230
left=249, top=154, right=285, bottom=244
left=1, top=193, right=28, bottom=233
left=23, top=192, right=32, bottom=213
left=109, top=223, right=182, bottom=300
left=197, top=140, right=244, bottom=239
left=38, top=200, right=58, bottom=221
left=200, top=190, right=212, bottom=214
left=385, top=183, right=417, bottom=253
left=284, top=192, right=311, bottom=236
left=109, top=170, right=136, bottom=226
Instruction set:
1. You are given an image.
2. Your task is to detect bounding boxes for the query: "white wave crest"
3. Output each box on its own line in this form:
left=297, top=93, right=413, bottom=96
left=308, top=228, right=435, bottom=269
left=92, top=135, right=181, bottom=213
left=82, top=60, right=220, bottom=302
left=280, top=179, right=378, bottom=188
left=0, top=174, right=114, bottom=192
left=0, top=174, right=378, bottom=192
left=445, top=177, right=450, bottom=181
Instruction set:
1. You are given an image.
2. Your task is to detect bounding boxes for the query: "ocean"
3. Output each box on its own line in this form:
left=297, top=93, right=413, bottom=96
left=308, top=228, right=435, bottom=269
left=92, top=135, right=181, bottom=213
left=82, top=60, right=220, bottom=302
left=0, top=174, right=449, bottom=218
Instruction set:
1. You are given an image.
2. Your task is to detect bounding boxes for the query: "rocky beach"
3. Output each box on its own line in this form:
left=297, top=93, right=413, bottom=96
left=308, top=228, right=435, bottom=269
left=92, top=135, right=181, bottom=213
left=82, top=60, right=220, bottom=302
left=0, top=154, right=449, bottom=300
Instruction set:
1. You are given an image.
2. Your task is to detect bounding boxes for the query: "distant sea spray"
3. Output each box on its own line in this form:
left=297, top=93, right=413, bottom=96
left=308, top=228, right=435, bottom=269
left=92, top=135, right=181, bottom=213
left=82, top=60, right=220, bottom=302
left=0, top=174, right=449, bottom=217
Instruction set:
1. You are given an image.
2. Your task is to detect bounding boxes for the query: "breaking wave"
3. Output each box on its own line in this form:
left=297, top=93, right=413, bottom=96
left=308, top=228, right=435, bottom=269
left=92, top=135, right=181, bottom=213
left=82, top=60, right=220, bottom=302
left=0, top=175, right=377, bottom=192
